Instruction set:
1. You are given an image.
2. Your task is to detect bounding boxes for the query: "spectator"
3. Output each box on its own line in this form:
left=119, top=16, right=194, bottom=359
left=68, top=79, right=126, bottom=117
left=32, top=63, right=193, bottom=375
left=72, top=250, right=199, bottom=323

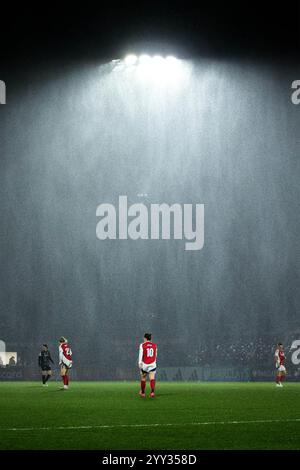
left=9, top=356, right=16, bottom=366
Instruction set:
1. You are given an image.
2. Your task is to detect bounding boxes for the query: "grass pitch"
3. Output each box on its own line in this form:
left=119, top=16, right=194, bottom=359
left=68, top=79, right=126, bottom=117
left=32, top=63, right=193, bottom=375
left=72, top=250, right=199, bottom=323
left=0, top=381, right=300, bottom=450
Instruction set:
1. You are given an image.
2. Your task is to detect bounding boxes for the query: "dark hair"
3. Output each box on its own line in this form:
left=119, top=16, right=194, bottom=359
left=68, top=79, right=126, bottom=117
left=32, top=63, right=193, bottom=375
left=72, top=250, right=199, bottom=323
left=144, top=333, right=152, bottom=341
left=43, top=344, right=48, bottom=349
left=278, top=342, right=283, bottom=346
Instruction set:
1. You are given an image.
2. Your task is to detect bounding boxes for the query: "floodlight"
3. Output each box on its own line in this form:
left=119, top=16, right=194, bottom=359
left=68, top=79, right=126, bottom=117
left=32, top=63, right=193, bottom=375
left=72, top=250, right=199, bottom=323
left=124, top=54, right=138, bottom=66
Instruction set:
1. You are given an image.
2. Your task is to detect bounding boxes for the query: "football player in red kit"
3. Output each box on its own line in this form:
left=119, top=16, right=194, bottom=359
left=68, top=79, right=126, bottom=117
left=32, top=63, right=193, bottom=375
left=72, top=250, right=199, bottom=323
left=59, top=337, right=73, bottom=390
left=138, top=333, right=157, bottom=398
left=274, top=342, right=286, bottom=387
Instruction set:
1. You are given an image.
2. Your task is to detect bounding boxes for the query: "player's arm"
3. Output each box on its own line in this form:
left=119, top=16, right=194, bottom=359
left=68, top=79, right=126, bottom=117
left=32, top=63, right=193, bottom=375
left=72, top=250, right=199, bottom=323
left=274, top=350, right=279, bottom=367
left=138, top=344, right=143, bottom=369
left=59, top=346, right=63, bottom=365
left=38, top=353, right=42, bottom=368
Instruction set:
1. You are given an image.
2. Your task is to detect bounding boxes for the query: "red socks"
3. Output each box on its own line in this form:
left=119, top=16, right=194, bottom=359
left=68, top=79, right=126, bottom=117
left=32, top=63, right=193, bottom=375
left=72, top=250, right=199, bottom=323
left=141, top=380, right=146, bottom=393
left=63, top=375, right=69, bottom=386
left=276, top=375, right=280, bottom=384
left=280, top=375, right=285, bottom=382
left=140, top=379, right=156, bottom=393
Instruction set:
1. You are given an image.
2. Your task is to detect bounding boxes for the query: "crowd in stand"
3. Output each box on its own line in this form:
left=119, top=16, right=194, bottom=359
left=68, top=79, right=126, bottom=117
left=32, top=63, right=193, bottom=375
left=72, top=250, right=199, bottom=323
left=189, top=336, right=285, bottom=367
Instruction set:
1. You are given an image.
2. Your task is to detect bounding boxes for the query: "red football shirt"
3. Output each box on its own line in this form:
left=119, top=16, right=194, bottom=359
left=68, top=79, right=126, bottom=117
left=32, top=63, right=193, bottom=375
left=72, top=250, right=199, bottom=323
left=140, top=341, right=157, bottom=364
left=61, top=343, right=72, bottom=361
left=278, top=350, right=285, bottom=365
left=275, top=348, right=285, bottom=365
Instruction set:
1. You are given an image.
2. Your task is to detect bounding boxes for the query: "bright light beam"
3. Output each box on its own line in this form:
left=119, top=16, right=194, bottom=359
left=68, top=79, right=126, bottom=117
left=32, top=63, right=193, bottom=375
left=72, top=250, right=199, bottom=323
left=111, top=54, right=191, bottom=88
left=124, top=54, right=138, bottom=66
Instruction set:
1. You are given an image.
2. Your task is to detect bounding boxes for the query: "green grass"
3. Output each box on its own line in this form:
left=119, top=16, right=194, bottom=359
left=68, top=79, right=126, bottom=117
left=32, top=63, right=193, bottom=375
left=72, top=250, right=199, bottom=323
left=0, top=381, right=300, bottom=450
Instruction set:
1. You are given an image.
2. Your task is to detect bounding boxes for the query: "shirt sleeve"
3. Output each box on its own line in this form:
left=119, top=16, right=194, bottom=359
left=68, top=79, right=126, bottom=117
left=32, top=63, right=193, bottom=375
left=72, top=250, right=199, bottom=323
left=38, top=353, right=41, bottom=367
left=138, top=344, right=143, bottom=364
left=59, top=346, right=63, bottom=364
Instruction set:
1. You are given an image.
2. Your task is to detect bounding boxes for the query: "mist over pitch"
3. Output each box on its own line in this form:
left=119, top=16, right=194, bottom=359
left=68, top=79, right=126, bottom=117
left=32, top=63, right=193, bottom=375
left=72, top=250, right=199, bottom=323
left=0, top=56, right=299, bottom=371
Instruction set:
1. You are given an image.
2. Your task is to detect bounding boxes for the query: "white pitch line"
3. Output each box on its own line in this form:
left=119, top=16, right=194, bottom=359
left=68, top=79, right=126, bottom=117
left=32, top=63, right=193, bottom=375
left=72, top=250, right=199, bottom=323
left=1, top=418, right=300, bottom=432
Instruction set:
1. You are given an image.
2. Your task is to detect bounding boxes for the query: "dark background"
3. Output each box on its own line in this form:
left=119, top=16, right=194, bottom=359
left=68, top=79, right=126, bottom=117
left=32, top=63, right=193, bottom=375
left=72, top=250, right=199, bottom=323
left=0, top=2, right=299, bottom=378
left=0, top=2, right=299, bottom=65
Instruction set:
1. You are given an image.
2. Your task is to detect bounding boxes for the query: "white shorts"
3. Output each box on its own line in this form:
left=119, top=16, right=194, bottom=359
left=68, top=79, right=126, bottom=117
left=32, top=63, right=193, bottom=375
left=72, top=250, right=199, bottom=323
left=61, top=359, right=73, bottom=369
left=140, top=363, right=156, bottom=374
left=277, top=365, right=286, bottom=372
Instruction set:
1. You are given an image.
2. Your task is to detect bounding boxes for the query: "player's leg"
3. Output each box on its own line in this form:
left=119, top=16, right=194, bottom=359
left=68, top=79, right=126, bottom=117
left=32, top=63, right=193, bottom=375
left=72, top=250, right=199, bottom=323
left=139, top=371, right=147, bottom=397
left=279, top=366, right=286, bottom=385
left=275, top=364, right=282, bottom=386
left=44, top=369, right=52, bottom=383
left=276, top=367, right=284, bottom=387
left=60, top=364, right=65, bottom=388
left=60, top=365, right=68, bottom=389
left=277, top=371, right=282, bottom=386
left=276, top=371, right=281, bottom=386
left=149, top=370, right=156, bottom=397
left=64, top=367, right=69, bottom=388
left=41, top=369, right=47, bottom=385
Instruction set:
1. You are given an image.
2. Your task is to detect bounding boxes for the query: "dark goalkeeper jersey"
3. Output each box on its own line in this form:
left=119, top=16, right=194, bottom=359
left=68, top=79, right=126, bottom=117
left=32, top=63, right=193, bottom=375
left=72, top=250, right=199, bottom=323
left=38, top=350, right=54, bottom=369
